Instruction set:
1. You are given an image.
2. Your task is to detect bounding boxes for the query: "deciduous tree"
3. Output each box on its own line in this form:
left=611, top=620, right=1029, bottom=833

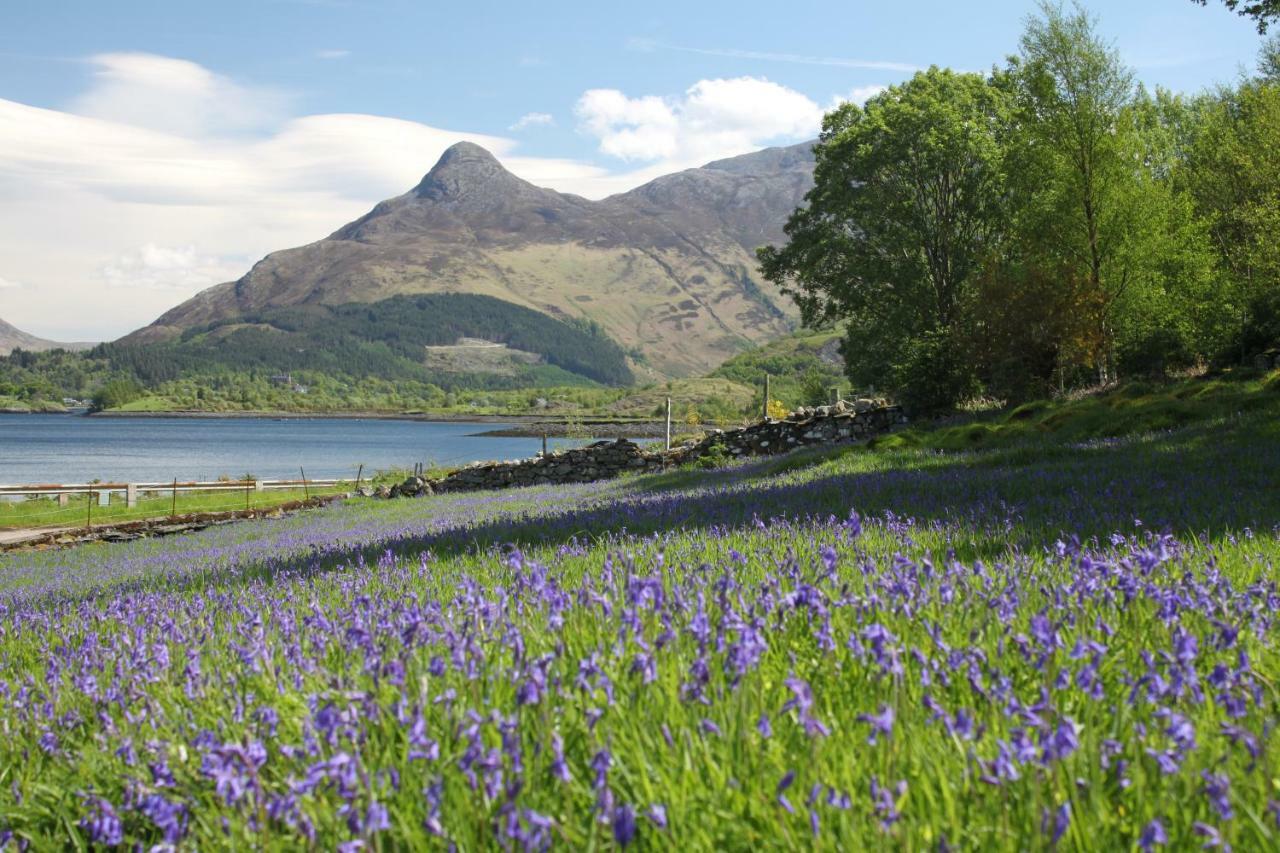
left=758, top=67, right=1008, bottom=410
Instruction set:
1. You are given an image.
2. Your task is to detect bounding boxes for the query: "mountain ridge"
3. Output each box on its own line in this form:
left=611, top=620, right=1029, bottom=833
left=0, top=316, right=96, bottom=356
left=129, top=141, right=817, bottom=378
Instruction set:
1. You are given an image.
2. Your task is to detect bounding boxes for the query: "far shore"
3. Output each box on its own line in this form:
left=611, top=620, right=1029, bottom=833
left=54, top=408, right=666, bottom=438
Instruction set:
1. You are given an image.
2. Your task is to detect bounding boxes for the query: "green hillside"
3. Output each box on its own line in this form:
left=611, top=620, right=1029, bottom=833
left=100, top=294, right=634, bottom=389
left=710, top=328, right=846, bottom=407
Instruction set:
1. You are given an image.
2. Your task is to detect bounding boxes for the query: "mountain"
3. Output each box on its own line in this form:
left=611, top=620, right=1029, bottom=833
left=0, top=316, right=95, bottom=356
left=129, top=141, right=815, bottom=378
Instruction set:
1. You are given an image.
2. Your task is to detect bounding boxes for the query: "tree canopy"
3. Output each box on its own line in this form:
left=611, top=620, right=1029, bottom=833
left=761, top=2, right=1279, bottom=413
left=1192, top=0, right=1280, bottom=33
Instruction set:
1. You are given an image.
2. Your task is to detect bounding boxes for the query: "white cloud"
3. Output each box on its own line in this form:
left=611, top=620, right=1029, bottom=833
left=629, top=40, right=921, bottom=73
left=576, top=76, right=822, bottom=165
left=831, top=85, right=889, bottom=108
left=508, top=112, right=555, bottom=131
left=69, top=53, right=288, bottom=137
left=100, top=244, right=251, bottom=291
left=316, top=49, right=351, bottom=60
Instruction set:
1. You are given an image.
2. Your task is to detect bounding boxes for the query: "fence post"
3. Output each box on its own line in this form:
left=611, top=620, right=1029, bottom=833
left=300, top=467, right=310, bottom=500
left=762, top=374, right=771, bottom=421
left=665, top=397, right=672, bottom=451
left=245, top=479, right=252, bottom=511
left=126, top=483, right=137, bottom=509
left=86, top=490, right=93, bottom=532
left=830, top=386, right=841, bottom=406
left=542, top=433, right=548, bottom=457
left=58, top=493, right=69, bottom=508
left=354, top=464, right=364, bottom=491
left=171, top=478, right=178, bottom=518
left=98, top=488, right=110, bottom=508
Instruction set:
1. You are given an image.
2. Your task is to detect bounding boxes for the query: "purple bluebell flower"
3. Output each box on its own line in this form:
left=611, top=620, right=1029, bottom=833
left=868, top=777, right=906, bottom=829
left=79, top=797, right=123, bottom=846
left=1192, top=822, right=1229, bottom=849
left=858, top=705, right=895, bottom=745
left=1139, top=818, right=1167, bottom=850
left=612, top=805, right=637, bottom=846
left=776, top=770, right=795, bottom=813
left=1042, top=803, right=1070, bottom=846
left=1201, top=771, right=1233, bottom=821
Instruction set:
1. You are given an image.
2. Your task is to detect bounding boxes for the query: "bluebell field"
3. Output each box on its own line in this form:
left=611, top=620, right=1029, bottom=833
left=1, top=414, right=1279, bottom=849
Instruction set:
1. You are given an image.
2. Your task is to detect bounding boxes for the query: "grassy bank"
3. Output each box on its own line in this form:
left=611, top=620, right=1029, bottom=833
left=870, top=369, right=1280, bottom=452
left=0, top=485, right=352, bottom=531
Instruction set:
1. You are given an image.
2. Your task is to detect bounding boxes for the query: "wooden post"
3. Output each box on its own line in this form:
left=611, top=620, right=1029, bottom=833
left=354, top=464, right=364, bottom=491
left=762, top=374, right=771, bottom=421
left=830, top=386, right=841, bottom=406
left=126, top=483, right=137, bottom=509
left=300, top=467, right=310, bottom=500
left=665, top=397, right=672, bottom=451
left=541, top=433, right=548, bottom=457
left=86, top=490, right=93, bottom=532
left=245, top=479, right=252, bottom=511
left=171, top=478, right=178, bottom=518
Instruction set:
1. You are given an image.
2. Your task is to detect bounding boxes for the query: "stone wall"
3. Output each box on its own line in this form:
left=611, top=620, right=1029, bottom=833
left=688, top=399, right=906, bottom=460
left=372, top=399, right=906, bottom=498
left=434, top=439, right=663, bottom=493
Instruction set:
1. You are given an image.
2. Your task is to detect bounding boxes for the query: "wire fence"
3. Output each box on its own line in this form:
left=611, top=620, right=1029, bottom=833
left=0, top=435, right=607, bottom=531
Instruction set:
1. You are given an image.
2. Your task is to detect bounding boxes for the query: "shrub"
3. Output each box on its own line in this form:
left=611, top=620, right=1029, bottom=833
left=892, top=330, right=981, bottom=417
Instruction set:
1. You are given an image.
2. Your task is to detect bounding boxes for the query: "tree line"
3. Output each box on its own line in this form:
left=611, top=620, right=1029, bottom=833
left=760, top=3, right=1280, bottom=413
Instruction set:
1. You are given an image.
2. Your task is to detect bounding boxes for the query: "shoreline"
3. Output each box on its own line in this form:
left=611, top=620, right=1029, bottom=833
left=468, top=421, right=666, bottom=439
left=7, top=407, right=664, bottom=438
left=79, top=409, right=659, bottom=429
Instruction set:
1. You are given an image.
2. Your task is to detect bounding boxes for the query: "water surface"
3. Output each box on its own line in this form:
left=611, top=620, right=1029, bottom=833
left=0, top=414, right=586, bottom=484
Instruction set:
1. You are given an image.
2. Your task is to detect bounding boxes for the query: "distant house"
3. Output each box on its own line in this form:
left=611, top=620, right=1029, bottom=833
left=270, top=373, right=293, bottom=386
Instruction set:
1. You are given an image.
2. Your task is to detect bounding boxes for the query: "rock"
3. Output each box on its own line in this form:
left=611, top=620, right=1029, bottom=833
left=356, top=486, right=376, bottom=498
left=375, top=485, right=392, bottom=499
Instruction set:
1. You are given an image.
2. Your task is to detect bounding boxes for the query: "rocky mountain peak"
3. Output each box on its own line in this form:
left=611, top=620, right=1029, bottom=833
left=413, top=141, right=525, bottom=202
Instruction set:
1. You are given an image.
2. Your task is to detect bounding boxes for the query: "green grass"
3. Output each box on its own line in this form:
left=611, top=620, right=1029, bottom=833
left=112, top=395, right=176, bottom=413
left=869, top=369, right=1280, bottom=453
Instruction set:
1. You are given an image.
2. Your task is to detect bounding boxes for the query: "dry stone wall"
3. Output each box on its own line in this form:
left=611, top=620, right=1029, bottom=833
left=372, top=399, right=906, bottom=498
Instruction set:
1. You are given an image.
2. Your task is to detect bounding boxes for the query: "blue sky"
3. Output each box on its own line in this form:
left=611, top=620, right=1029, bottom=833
left=0, top=0, right=1269, bottom=339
